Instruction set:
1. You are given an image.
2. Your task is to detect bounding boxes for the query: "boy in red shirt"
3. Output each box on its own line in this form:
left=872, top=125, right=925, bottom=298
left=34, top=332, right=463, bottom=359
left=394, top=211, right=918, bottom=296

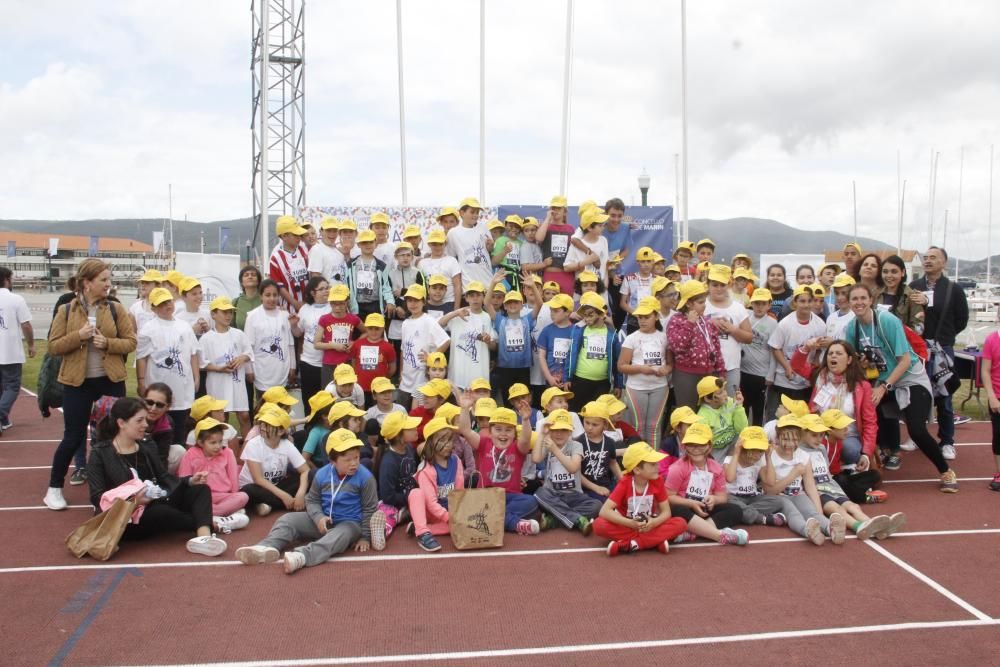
left=349, top=313, right=397, bottom=407
left=594, top=441, right=689, bottom=556
left=269, top=216, right=310, bottom=312
left=316, top=284, right=362, bottom=388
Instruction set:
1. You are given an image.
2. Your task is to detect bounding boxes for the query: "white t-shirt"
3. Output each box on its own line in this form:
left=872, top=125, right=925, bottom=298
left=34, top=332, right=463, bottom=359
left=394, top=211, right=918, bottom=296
left=621, top=330, right=669, bottom=391
left=723, top=455, right=765, bottom=496
left=128, top=299, right=157, bottom=335
left=296, top=303, right=329, bottom=367
left=365, top=403, right=408, bottom=425
left=446, top=223, right=494, bottom=288
left=244, top=306, right=295, bottom=390
left=198, top=327, right=254, bottom=412
left=399, top=314, right=450, bottom=392
left=238, top=435, right=306, bottom=487
left=0, top=289, right=31, bottom=364
left=768, top=312, right=826, bottom=390
left=174, top=305, right=212, bottom=338
left=374, top=242, right=396, bottom=270
left=418, top=255, right=462, bottom=304
left=769, top=448, right=812, bottom=496
left=705, top=299, right=749, bottom=371
left=446, top=311, right=495, bottom=391
left=564, top=235, right=609, bottom=285
left=825, top=309, right=855, bottom=341
left=307, top=242, right=343, bottom=283
left=137, top=317, right=199, bottom=410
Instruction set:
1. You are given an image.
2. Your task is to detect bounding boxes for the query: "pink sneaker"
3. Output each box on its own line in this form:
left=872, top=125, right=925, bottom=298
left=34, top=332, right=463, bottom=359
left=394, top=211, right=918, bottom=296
left=516, top=519, right=540, bottom=535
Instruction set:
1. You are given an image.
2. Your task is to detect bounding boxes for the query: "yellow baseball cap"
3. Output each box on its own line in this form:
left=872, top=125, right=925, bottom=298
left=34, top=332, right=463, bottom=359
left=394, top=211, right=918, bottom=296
left=578, top=270, right=599, bottom=284
left=276, top=215, right=307, bottom=236
left=776, top=413, right=803, bottom=429
left=541, top=386, right=574, bottom=410
left=364, top=313, right=385, bottom=328
left=504, top=214, right=524, bottom=227
left=256, top=403, right=291, bottom=429
left=542, top=281, right=561, bottom=293
left=435, top=402, right=461, bottom=423
left=632, top=295, right=660, bottom=317
left=459, top=197, right=483, bottom=210
left=674, top=241, right=696, bottom=256
left=370, top=211, right=390, bottom=225
left=305, top=391, right=336, bottom=422
left=550, top=195, right=568, bottom=208
left=749, top=288, right=773, bottom=303
left=371, top=376, right=395, bottom=394
left=597, top=394, right=627, bottom=416
left=149, top=288, right=174, bottom=307
left=489, top=407, right=518, bottom=426
left=780, top=394, right=810, bottom=417
left=739, top=426, right=770, bottom=450
left=333, top=364, right=358, bottom=385
left=821, top=409, right=855, bottom=430
left=547, top=294, right=575, bottom=311
left=193, top=417, right=226, bottom=440
left=697, top=260, right=712, bottom=273
left=328, top=400, right=366, bottom=424
left=403, top=225, right=422, bottom=239
left=357, top=230, right=377, bottom=243
left=707, top=264, right=732, bottom=284
left=580, top=208, right=610, bottom=230
left=809, top=283, right=826, bottom=298
left=465, top=281, right=486, bottom=294
left=832, top=273, right=856, bottom=289
left=424, top=417, right=457, bottom=439
left=819, top=262, right=843, bottom=276
left=492, top=283, right=507, bottom=294
left=733, top=268, right=758, bottom=283
left=622, top=441, right=667, bottom=473
left=470, top=378, right=492, bottom=392
left=532, top=275, right=543, bottom=286
left=261, top=386, right=298, bottom=406
left=338, top=219, right=358, bottom=232
left=320, top=216, right=340, bottom=230
left=419, top=378, right=452, bottom=399
left=140, top=269, right=164, bottom=283
left=381, top=412, right=422, bottom=439
left=395, top=242, right=414, bottom=255
left=791, top=285, right=813, bottom=299
left=577, top=292, right=606, bottom=313
left=404, top=284, right=427, bottom=300
left=474, top=397, right=497, bottom=417
left=799, top=413, right=829, bottom=433
left=179, top=277, right=201, bottom=293
left=579, top=401, right=613, bottom=429
left=328, top=284, right=350, bottom=302
left=507, top=383, right=530, bottom=400
left=682, top=422, right=713, bottom=445
left=651, top=276, right=671, bottom=296
left=435, top=207, right=458, bottom=221
left=190, top=395, right=227, bottom=421
left=578, top=199, right=597, bottom=215
left=522, top=216, right=539, bottom=229
left=427, top=228, right=447, bottom=244
left=697, top=375, right=724, bottom=399
left=731, top=252, right=752, bottom=264
left=635, top=247, right=657, bottom=262
left=843, top=242, right=862, bottom=254
left=428, top=274, right=449, bottom=287
left=696, top=238, right=716, bottom=249
left=651, top=253, right=665, bottom=264
left=545, top=409, right=574, bottom=431
left=676, top=280, right=708, bottom=309
left=488, top=219, right=505, bottom=231
left=325, top=428, right=364, bottom=455
left=504, top=290, right=524, bottom=303
left=665, top=264, right=682, bottom=274
left=209, top=296, right=236, bottom=311
left=670, top=406, right=702, bottom=429
left=426, top=352, right=447, bottom=369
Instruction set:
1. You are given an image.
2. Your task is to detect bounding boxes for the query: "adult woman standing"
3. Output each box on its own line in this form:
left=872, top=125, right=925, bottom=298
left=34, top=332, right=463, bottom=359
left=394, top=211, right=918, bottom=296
left=232, top=266, right=263, bottom=331
left=879, top=255, right=924, bottom=332
left=844, top=284, right=957, bottom=491
left=44, top=259, right=136, bottom=510
left=667, top=280, right=725, bottom=410
left=764, top=264, right=792, bottom=319
left=87, top=397, right=227, bottom=556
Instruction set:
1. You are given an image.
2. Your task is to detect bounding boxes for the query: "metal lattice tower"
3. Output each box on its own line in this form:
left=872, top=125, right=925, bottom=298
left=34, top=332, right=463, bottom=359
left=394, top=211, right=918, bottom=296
left=251, top=0, right=306, bottom=262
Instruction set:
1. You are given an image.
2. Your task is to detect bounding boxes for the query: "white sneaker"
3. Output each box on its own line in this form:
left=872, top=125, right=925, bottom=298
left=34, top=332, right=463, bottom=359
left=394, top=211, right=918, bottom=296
left=941, top=444, right=957, bottom=460
left=213, top=513, right=250, bottom=534
left=828, top=512, right=847, bottom=545
left=43, top=487, right=68, bottom=511
left=283, top=550, right=306, bottom=574
left=235, top=545, right=281, bottom=565
left=186, top=534, right=227, bottom=557
left=899, top=439, right=917, bottom=452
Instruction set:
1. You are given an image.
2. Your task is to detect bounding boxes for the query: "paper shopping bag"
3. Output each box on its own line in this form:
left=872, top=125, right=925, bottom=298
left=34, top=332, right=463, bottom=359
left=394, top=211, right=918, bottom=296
left=66, top=497, right=136, bottom=561
left=448, top=487, right=505, bottom=550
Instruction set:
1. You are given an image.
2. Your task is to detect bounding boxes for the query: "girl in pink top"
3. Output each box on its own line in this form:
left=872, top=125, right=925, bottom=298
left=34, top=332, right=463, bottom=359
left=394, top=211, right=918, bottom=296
left=177, top=418, right=250, bottom=533
left=981, top=330, right=1000, bottom=491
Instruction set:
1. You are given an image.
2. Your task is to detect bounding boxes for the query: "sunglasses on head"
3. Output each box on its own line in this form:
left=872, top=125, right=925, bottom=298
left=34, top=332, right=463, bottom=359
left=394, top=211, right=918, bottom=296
left=145, top=399, right=168, bottom=409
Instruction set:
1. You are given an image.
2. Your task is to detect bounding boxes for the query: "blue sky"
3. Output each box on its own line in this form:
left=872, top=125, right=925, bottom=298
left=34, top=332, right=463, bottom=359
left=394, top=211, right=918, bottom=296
left=2, top=1, right=999, bottom=260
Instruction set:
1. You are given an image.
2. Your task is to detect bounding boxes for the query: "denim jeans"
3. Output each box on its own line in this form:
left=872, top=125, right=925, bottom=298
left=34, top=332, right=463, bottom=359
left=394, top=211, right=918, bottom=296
left=0, top=363, right=22, bottom=425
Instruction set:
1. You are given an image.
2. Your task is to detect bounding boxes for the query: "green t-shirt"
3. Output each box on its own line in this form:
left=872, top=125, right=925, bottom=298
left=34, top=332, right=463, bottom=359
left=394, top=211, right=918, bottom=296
left=233, top=293, right=262, bottom=331
left=492, top=236, right=522, bottom=272
left=575, top=325, right=609, bottom=381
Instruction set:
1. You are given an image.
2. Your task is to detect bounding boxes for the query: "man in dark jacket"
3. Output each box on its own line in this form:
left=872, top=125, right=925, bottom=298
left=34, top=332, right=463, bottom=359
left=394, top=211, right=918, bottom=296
left=910, top=246, right=970, bottom=461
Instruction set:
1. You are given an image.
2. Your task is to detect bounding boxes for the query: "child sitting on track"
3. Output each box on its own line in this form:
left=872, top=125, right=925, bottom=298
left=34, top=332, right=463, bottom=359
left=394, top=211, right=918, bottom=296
left=665, top=422, right=749, bottom=546
left=374, top=411, right=421, bottom=550
left=533, top=410, right=603, bottom=534
left=177, top=417, right=250, bottom=534
left=594, top=441, right=689, bottom=556
left=236, top=428, right=378, bottom=574
left=661, top=406, right=700, bottom=461
left=696, top=376, right=748, bottom=462
left=301, top=391, right=336, bottom=469
left=722, top=426, right=797, bottom=529
left=406, top=417, right=465, bottom=552
left=238, top=404, right=310, bottom=517
left=577, top=401, right=624, bottom=501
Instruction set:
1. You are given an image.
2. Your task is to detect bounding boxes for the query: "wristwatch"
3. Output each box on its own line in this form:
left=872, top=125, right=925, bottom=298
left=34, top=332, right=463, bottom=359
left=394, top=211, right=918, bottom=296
left=884, top=383, right=894, bottom=392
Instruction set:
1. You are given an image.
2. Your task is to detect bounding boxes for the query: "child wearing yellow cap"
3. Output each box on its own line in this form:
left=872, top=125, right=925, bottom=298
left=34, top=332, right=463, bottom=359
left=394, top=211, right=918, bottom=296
left=448, top=198, right=494, bottom=289
left=372, top=411, right=421, bottom=550
left=175, top=276, right=211, bottom=339
left=364, top=376, right=407, bottom=431
left=764, top=415, right=833, bottom=545
left=766, top=283, right=826, bottom=421
left=198, top=296, right=254, bottom=438
left=619, top=296, right=671, bottom=450
left=491, top=216, right=525, bottom=291
left=457, top=392, right=541, bottom=535
left=594, top=441, right=689, bottom=556
left=575, top=401, right=624, bottom=501
left=533, top=410, right=603, bottom=534
left=324, top=363, right=366, bottom=409
left=695, top=376, right=748, bottom=462
left=315, top=284, right=362, bottom=388
left=519, top=217, right=545, bottom=276
left=347, top=313, right=397, bottom=405
left=535, top=199, right=578, bottom=295
left=178, top=418, right=250, bottom=533
left=244, top=279, right=297, bottom=396
left=486, top=270, right=543, bottom=397
left=438, top=282, right=497, bottom=392
left=398, top=284, right=450, bottom=409
left=406, top=417, right=466, bottom=552
left=566, top=295, right=623, bottom=412
left=267, top=215, right=310, bottom=313
left=664, top=423, right=749, bottom=546
left=129, top=269, right=163, bottom=334
left=740, top=288, right=777, bottom=427
left=238, top=405, right=310, bottom=517
left=536, top=294, right=576, bottom=391
left=666, top=280, right=725, bottom=410
left=722, top=426, right=793, bottom=529
left=343, top=230, right=395, bottom=323
left=237, top=428, right=379, bottom=573
left=418, top=229, right=463, bottom=309
left=704, top=265, right=752, bottom=396
left=295, top=277, right=332, bottom=406
left=300, top=391, right=337, bottom=469
left=619, top=248, right=658, bottom=335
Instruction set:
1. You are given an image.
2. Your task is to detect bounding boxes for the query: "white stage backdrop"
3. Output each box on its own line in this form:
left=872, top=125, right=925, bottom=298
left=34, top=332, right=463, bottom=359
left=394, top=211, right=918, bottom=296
left=175, top=251, right=242, bottom=301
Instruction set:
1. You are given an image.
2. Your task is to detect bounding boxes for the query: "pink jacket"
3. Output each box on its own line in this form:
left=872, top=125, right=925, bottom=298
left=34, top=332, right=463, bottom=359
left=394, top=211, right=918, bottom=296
left=177, top=446, right=241, bottom=496
left=810, top=373, right=877, bottom=459
left=413, top=455, right=466, bottom=524
left=99, top=478, right=147, bottom=523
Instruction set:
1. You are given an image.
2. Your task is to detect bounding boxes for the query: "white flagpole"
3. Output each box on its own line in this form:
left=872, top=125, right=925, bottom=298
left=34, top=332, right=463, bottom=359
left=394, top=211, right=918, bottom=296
left=674, top=152, right=680, bottom=249
left=852, top=180, right=858, bottom=240
left=680, top=0, right=689, bottom=241
left=479, top=0, right=486, bottom=203
left=558, top=0, right=575, bottom=196
left=956, top=146, right=964, bottom=280
left=395, top=0, right=408, bottom=206
left=943, top=209, right=949, bottom=250
left=988, top=144, right=995, bottom=285
left=928, top=150, right=940, bottom=248
left=896, top=149, right=902, bottom=254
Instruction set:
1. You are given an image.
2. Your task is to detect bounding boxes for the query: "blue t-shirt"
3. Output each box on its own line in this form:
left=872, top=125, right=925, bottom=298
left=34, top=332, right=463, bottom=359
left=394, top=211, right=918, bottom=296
left=495, top=312, right=534, bottom=368
left=433, top=455, right=459, bottom=509
left=603, top=223, right=632, bottom=255
left=536, top=322, right=574, bottom=383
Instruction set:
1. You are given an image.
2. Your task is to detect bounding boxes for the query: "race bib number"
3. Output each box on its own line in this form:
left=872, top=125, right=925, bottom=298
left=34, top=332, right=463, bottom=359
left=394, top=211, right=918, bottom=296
left=552, top=337, right=571, bottom=361
left=626, top=494, right=654, bottom=521
left=684, top=469, right=713, bottom=502
left=548, top=471, right=575, bottom=492
left=550, top=234, right=569, bottom=256
left=810, top=451, right=832, bottom=484
left=359, top=345, right=380, bottom=370
left=714, top=316, right=731, bottom=340
left=642, top=346, right=663, bottom=366
left=331, top=324, right=351, bottom=346
left=505, top=320, right=525, bottom=352
left=586, top=334, right=607, bottom=360
left=288, top=254, right=308, bottom=283
left=356, top=270, right=376, bottom=292
left=506, top=245, right=520, bottom=267
left=734, top=469, right=759, bottom=496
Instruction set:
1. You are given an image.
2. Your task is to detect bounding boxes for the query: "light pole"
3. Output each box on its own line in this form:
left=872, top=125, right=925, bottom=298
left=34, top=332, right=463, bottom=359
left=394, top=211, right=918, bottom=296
left=638, top=169, right=650, bottom=207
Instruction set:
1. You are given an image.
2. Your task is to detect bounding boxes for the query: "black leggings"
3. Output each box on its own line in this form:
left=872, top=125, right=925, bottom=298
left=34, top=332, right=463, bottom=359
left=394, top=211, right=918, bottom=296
left=991, top=411, right=1000, bottom=456
left=568, top=376, right=610, bottom=412
left=876, top=384, right=949, bottom=474
left=241, top=475, right=301, bottom=509
left=671, top=502, right=742, bottom=530
left=50, top=377, right=126, bottom=488
left=123, top=484, right=213, bottom=540
left=739, top=372, right=768, bottom=426
left=299, top=362, right=322, bottom=406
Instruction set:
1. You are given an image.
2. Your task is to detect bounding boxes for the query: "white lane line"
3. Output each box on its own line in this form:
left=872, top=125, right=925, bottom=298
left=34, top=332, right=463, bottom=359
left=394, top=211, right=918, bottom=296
left=865, top=540, right=992, bottom=621
left=0, top=505, right=91, bottom=512
left=0, top=439, right=60, bottom=443
left=0, top=466, right=49, bottom=471
left=883, top=477, right=992, bottom=484
left=124, top=619, right=1000, bottom=666
left=3, top=528, right=1000, bottom=575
